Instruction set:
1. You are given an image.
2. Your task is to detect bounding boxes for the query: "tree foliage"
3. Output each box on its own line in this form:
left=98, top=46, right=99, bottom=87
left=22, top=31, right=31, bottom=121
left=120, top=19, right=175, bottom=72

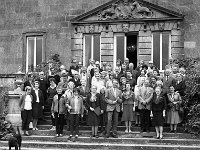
left=35, top=54, right=62, bottom=74
left=174, top=58, right=200, bottom=134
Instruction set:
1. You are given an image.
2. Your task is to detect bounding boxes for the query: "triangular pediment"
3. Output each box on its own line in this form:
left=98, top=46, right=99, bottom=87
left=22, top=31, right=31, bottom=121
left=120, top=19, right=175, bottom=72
left=71, top=0, right=184, bottom=24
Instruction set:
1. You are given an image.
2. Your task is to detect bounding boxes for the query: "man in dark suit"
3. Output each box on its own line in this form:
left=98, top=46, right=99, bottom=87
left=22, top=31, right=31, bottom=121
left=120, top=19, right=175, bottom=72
left=69, top=59, right=79, bottom=76
left=69, top=71, right=81, bottom=88
left=105, top=79, right=122, bottom=138
left=162, top=69, right=176, bottom=93
left=38, top=71, right=48, bottom=104
left=113, top=67, right=121, bottom=83
left=23, top=73, right=34, bottom=91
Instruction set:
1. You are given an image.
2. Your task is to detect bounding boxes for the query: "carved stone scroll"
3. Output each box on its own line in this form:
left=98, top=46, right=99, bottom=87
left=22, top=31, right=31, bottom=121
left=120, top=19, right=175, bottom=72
left=98, top=0, right=153, bottom=20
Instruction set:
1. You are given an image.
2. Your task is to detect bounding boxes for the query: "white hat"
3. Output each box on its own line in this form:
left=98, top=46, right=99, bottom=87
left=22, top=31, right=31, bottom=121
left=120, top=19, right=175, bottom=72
left=125, top=58, right=129, bottom=61
left=71, top=70, right=78, bottom=75
left=95, top=61, right=100, bottom=65
left=60, top=65, right=66, bottom=70
left=61, top=70, right=67, bottom=75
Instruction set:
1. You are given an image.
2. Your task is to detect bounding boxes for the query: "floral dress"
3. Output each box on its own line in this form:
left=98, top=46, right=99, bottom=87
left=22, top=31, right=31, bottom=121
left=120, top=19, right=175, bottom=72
left=166, top=92, right=182, bottom=124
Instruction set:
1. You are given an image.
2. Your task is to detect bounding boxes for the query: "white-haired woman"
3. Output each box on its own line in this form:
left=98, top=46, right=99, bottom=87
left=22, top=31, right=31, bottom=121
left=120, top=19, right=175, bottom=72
left=85, top=85, right=102, bottom=138
left=151, top=86, right=166, bottom=139
left=156, top=80, right=167, bottom=98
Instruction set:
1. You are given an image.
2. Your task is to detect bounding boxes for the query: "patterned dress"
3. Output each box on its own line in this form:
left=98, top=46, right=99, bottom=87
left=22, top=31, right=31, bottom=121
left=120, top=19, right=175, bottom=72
left=121, top=91, right=135, bottom=122
left=166, top=92, right=182, bottom=124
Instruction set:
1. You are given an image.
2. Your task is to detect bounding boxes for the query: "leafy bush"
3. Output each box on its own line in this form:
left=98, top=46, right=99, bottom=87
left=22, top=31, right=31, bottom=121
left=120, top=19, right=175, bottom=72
left=174, top=58, right=200, bottom=134
left=26, top=54, right=62, bottom=80
left=0, top=115, right=14, bottom=140
left=35, top=54, right=62, bottom=75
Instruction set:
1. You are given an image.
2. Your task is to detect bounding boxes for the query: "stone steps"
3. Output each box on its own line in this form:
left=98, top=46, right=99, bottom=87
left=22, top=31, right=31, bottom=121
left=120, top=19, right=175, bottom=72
left=28, top=130, right=192, bottom=138
left=1, top=139, right=200, bottom=150
left=0, top=148, right=82, bottom=150
left=36, top=125, right=185, bottom=132
left=9, top=108, right=196, bottom=150
left=0, top=127, right=198, bottom=150
left=10, top=134, right=200, bottom=145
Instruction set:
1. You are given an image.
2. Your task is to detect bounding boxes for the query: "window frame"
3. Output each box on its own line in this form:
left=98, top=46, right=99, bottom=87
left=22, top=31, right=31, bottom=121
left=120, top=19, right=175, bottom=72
left=151, top=32, right=171, bottom=71
left=114, top=33, right=127, bottom=68
left=83, top=34, right=101, bottom=67
left=22, top=31, right=46, bottom=73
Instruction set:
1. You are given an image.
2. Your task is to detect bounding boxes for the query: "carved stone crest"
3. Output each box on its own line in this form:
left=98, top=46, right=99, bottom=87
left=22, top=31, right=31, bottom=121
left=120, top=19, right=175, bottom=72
left=158, top=22, right=165, bottom=31
left=122, top=23, right=129, bottom=32
left=98, top=0, right=153, bottom=20
left=89, top=25, right=95, bottom=33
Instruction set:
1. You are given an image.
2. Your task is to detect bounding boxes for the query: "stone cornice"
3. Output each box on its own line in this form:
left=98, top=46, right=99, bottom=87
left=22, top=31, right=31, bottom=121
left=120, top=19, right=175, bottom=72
left=71, top=0, right=184, bottom=24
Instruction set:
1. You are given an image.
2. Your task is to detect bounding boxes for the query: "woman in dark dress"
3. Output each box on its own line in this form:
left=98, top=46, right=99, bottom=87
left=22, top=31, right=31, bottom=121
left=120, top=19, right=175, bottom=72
left=32, top=80, right=44, bottom=130
left=151, top=86, right=166, bottom=139
left=85, top=85, right=101, bottom=138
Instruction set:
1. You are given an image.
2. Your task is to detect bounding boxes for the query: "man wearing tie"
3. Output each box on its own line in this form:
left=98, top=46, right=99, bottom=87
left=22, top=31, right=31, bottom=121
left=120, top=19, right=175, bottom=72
left=163, top=69, right=176, bottom=93
left=138, top=79, right=153, bottom=133
left=105, top=79, right=122, bottom=138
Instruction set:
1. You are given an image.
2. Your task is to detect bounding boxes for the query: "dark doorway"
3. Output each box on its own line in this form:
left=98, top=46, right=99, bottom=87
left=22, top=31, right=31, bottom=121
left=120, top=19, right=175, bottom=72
left=126, top=34, right=137, bottom=69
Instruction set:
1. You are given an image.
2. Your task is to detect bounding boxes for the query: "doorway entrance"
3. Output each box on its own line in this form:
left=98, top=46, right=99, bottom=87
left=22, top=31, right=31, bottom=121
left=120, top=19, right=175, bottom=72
left=126, top=34, right=138, bottom=69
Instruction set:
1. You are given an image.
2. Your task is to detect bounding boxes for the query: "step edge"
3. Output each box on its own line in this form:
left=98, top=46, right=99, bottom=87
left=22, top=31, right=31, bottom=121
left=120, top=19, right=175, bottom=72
left=1, top=141, right=200, bottom=148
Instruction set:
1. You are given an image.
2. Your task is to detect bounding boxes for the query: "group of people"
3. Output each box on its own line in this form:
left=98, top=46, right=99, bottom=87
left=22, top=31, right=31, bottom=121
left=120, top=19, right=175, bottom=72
left=19, top=58, right=187, bottom=140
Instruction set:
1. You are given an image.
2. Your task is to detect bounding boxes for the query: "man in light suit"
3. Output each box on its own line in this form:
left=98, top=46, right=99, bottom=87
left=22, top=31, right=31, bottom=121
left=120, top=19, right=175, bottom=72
left=138, top=79, right=153, bottom=133
left=105, top=79, right=122, bottom=138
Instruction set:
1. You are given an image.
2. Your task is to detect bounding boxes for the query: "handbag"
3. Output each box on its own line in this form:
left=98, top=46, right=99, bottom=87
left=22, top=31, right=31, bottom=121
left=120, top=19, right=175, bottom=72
left=94, top=106, right=101, bottom=116
left=178, top=107, right=184, bottom=118
left=175, top=103, right=180, bottom=111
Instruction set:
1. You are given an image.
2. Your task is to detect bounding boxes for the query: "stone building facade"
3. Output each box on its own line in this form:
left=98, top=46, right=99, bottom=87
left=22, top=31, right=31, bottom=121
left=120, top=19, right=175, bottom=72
left=0, top=0, right=199, bottom=74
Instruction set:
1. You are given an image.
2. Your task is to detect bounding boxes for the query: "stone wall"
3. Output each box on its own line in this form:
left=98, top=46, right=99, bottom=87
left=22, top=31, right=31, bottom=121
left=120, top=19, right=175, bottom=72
left=145, top=0, right=200, bottom=58
left=0, top=0, right=200, bottom=74
left=0, top=0, right=110, bottom=74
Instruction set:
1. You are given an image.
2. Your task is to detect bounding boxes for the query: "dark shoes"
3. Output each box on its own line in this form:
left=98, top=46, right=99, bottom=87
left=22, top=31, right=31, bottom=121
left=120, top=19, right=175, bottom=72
left=111, top=133, right=118, bottom=138
left=169, top=130, right=174, bottom=133
left=68, top=135, right=73, bottom=140
left=170, top=130, right=177, bottom=133
left=24, top=131, right=30, bottom=136
left=105, top=134, right=110, bottom=138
